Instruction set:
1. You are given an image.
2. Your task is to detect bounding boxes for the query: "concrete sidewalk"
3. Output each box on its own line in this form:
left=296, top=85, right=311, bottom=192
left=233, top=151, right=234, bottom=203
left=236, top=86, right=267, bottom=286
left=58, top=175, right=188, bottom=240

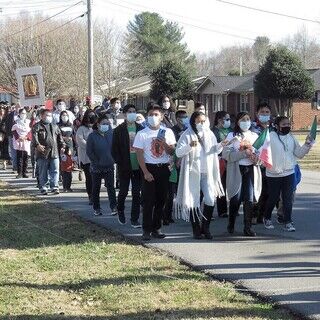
left=1, top=169, right=319, bottom=319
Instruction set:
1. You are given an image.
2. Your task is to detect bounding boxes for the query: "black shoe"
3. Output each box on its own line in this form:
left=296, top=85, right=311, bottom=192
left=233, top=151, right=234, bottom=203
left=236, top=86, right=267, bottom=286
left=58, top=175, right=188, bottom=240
left=219, top=213, right=228, bottom=218
left=22, top=174, right=29, bottom=178
left=163, top=219, right=170, bottom=226
left=93, top=209, right=102, bottom=216
left=151, top=230, right=166, bottom=239
left=40, top=190, right=48, bottom=196
left=193, top=234, right=203, bottom=240
left=51, top=189, right=60, bottom=195
left=202, top=232, right=213, bottom=240
left=168, top=218, right=175, bottom=223
left=16, top=174, right=22, bottom=179
left=142, top=232, right=151, bottom=241
left=227, top=225, right=234, bottom=234
left=243, top=228, right=256, bottom=237
left=118, top=212, right=126, bottom=225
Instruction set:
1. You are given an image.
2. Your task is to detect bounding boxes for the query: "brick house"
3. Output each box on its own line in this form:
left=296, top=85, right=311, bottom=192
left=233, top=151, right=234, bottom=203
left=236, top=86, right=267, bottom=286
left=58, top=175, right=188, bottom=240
left=194, top=69, right=320, bottom=130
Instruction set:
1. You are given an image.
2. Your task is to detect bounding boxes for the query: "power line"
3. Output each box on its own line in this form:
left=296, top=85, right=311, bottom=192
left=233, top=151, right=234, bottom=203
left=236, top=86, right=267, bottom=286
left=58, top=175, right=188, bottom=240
left=1, top=1, right=83, bottom=39
left=116, top=0, right=256, bottom=36
left=98, top=0, right=256, bottom=41
left=216, top=0, right=320, bottom=24
left=30, top=12, right=86, bottom=40
left=0, top=0, right=76, bottom=9
left=0, top=4, right=76, bottom=17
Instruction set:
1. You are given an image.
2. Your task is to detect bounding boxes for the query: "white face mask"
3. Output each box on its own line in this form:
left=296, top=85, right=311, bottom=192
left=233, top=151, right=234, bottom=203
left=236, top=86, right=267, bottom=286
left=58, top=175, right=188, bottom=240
left=196, top=123, right=204, bottom=132
left=73, top=107, right=80, bottom=114
left=44, top=115, right=53, bottom=124
left=19, top=114, right=27, bottom=121
left=114, top=102, right=121, bottom=110
left=127, top=113, right=137, bottom=123
left=57, top=102, right=66, bottom=112
left=162, top=101, right=170, bottom=110
left=239, top=120, right=251, bottom=132
left=147, top=115, right=161, bottom=127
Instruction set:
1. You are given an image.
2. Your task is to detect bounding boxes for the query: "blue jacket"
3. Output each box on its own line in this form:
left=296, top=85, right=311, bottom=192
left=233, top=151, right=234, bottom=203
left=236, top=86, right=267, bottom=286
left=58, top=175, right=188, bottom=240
left=86, top=129, right=114, bottom=172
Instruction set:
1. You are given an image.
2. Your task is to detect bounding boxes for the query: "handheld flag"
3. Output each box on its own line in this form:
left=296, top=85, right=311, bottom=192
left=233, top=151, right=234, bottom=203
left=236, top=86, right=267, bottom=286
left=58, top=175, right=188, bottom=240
left=309, top=115, right=317, bottom=142
left=252, top=128, right=273, bottom=169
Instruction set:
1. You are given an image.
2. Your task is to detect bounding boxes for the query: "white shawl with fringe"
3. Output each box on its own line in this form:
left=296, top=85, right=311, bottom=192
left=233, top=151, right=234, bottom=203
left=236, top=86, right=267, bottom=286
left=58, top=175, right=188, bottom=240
left=174, top=127, right=224, bottom=221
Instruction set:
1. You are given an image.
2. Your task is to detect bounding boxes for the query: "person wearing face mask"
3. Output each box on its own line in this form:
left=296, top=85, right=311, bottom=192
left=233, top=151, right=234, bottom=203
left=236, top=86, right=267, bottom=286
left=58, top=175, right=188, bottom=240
left=251, top=102, right=273, bottom=225
left=5, top=103, right=21, bottom=172
left=53, top=99, right=75, bottom=125
left=112, top=104, right=144, bottom=227
left=58, top=111, right=75, bottom=192
left=136, top=113, right=146, bottom=128
left=86, top=115, right=117, bottom=216
left=11, top=108, right=32, bottom=178
left=175, top=111, right=224, bottom=239
left=133, top=104, right=176, bottom=240
left=222, top=112, right=262, bottom=237
left=76, top=110, right=96, bottom=204
left=158, top=95, right=177, bottom=128
left=263, top=116, right=312, bottom=232
left=32, top=109, right=65, bottom=195
left=211, top=111, right=232, bottom=218
left=194, top=102, right=211, bottom=129
left=105, top=97, right=125, bottom=128
left=163, top=110, right=189, bottom=225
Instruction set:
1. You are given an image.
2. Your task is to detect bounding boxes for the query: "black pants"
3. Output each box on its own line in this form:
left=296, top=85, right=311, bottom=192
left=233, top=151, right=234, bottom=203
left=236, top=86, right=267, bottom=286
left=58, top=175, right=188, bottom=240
left=81, top=162, right=92, bottom=199
left=17, top=150, right=28, bottom=175
left=117, top=169, right=141, bottom=222
left=217, top=169, right=228, bottom=216
left=61, top=171, right=72, bottom=190
left=143, top=164, right=170, bottom=233
left=91, top=169, right=117, bottom=211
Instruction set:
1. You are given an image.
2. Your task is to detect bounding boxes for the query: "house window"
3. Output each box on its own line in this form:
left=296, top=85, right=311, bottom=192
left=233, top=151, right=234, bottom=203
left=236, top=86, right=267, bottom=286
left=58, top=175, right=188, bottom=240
left=213, top=94, right=223, bottom=112
left=239, top=93, right=249, bottom=111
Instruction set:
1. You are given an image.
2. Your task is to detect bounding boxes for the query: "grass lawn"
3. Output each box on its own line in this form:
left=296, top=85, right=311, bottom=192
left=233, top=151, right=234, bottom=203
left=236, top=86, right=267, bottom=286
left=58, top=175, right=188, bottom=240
left=0, top=184, right=299, bottom=320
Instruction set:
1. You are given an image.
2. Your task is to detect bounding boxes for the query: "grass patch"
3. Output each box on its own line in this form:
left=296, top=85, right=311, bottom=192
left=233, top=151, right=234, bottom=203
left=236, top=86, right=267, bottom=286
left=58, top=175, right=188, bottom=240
left=0, top=184, right=298, bottom=320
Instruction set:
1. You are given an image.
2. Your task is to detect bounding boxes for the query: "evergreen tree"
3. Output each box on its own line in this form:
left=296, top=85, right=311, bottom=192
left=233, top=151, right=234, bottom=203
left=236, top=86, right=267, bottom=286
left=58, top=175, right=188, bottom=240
left=254, top=46, right=314, bottom=115
left=124, top=12, right=195, bottom=78
left=150, top=60, right=194, bottom=100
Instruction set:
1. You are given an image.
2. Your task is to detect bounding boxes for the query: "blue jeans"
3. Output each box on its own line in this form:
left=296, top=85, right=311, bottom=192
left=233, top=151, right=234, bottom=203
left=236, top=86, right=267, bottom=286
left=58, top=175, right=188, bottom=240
left=8, top=136, right=17, bottom=170
left=37, top=157, right=60, bottom=191
left=91, top=169, right=117, bottom=211
left=265, top=174, right=295, bottom=224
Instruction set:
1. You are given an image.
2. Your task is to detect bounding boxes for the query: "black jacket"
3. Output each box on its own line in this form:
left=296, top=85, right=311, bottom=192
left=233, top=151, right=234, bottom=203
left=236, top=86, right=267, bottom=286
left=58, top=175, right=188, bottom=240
left=112, top=121, right=143, bottom=172
left=32, top=121, right=65, bottom=159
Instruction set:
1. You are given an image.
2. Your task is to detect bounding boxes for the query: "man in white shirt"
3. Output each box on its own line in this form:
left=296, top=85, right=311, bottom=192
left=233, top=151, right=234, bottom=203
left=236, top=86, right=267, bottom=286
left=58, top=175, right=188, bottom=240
left=52, top=99, right=75, bottom=125
left=133, top=104, right=176, bottom=240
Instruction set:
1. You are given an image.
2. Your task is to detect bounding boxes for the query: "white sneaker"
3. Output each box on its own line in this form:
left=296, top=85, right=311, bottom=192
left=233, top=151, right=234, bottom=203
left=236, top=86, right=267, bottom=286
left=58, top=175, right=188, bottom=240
left=284, top=222, right=295, bottom=232
left=264, top=219, right=274, bottom=230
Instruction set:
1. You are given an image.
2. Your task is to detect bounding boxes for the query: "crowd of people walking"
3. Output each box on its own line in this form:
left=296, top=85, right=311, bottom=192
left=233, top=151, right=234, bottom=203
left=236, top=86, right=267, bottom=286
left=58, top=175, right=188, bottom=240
left=0, top=97, right=314, bottom=240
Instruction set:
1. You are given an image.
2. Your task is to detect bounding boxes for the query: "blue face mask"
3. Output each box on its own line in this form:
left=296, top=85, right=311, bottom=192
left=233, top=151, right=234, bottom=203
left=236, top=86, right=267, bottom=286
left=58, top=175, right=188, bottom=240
left=181, top=117, right=189, bottom=127
left=99, top=124, right=109, bottom=133
left=258, top=115, right=270, bottom=123
left=223, top=119, right=231, bottom=129
left=239, top=120, right=251, bottom=132
left=127, top=113, right=137, bottom=123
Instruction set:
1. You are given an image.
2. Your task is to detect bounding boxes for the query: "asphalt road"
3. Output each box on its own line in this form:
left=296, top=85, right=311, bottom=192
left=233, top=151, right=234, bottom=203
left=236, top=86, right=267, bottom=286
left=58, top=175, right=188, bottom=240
left=1, top=169, right=319, bottom=319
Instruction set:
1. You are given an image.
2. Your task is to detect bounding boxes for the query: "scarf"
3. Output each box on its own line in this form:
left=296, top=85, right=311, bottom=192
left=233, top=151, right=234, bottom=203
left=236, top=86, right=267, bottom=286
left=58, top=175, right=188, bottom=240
left=174, top=127, right=224, bottom=222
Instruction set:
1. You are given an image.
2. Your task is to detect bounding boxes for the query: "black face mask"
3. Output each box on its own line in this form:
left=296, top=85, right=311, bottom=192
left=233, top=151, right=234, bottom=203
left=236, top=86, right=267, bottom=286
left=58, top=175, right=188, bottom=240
left=280, top=126, right=291, bottom=135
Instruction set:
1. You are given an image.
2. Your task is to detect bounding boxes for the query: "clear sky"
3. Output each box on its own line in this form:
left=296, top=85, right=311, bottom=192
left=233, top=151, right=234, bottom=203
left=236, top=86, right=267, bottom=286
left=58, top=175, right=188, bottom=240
left=1, top=0, right=320, bottom=54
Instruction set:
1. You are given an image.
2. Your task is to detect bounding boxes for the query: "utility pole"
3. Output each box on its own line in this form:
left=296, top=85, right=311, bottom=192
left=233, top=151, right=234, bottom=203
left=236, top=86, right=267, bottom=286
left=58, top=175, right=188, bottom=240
left=87, top=0, right=94, bottom=107
left=239, top=56, right=243, bottom=76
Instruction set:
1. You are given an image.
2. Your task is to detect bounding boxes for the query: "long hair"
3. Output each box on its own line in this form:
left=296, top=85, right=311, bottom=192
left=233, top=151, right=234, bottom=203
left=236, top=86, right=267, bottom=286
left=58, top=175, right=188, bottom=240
left=190, top=111, right=205, bottom=143
left=233, top=111, right=250, bottom=137
left=214, top=111, right=228, bottom=126
left=158, top=94, right=176, bottom=112
left=81, top=109, right=96, bottom=127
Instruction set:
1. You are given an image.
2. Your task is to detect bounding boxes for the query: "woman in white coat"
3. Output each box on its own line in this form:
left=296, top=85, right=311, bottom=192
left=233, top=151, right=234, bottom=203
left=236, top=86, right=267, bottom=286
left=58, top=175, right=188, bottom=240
left=175, top=111, right=224, bottom=239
